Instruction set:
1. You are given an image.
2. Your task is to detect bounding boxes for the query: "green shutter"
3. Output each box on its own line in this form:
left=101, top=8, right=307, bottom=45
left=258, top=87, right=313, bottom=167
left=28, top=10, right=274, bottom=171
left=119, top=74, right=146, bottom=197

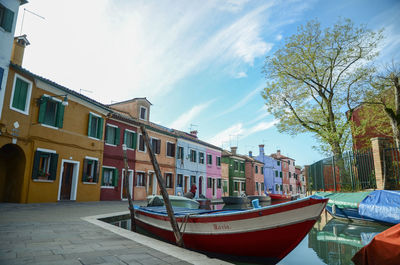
left=123, top=130, right=127, bottom=145
left=94, top=161, right=99, bottom=183
left=82, top=159, right=88, bottom=182
left=115, top=127, right=120, bottom=145
left=280, top=172, right=282, bottom=178
left=113, top=168, right=119, bottom=187
left=38, top=96, right=47, bottom=123
left=2, top=8, right=14, bottom=32
left=132, top=132, right=137, bottom=149
left=56, top=102, right=65, bottom=128
left=49, top=153, right=59, bottom=180
left=88, top=113, right=93, bottom=136
left=98, top=117, right=104, bottom=139
left=31, top=151, right=41, bottom=179
left=12, top=78, right=28, bottom=111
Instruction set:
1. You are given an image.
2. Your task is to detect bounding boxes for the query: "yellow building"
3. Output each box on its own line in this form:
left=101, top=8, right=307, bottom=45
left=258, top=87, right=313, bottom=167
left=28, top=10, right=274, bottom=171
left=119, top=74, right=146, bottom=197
left=0, top=37, right=110, bottom=203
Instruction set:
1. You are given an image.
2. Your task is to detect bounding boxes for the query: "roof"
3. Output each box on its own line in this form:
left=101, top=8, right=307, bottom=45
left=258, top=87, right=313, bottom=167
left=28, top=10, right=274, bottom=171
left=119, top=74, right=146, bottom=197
left=10, top=63, right=111, bottom=112
left=108, top=97, right=152, bottom=106
left=172, top=129, right=222, bottom=151
left=241, top=155, right=264, bottom=165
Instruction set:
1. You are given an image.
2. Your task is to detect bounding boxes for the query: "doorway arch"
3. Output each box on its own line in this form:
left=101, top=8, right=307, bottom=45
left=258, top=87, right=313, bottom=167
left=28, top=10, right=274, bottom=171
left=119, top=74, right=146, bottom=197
left=0, top=144, right=26, bottom=202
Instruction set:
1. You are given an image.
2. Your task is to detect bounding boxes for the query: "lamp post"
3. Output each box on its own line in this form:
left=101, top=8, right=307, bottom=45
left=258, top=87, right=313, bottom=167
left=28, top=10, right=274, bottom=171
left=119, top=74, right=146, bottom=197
left=122, top=144, right=136, bottom=231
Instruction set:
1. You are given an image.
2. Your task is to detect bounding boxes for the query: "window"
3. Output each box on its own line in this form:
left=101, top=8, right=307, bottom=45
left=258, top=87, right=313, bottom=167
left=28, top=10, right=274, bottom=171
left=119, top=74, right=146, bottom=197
left=199, top=152, right=205, bottom=164
left=275, top=171, right=278, bottom=178
left=124, top=130, right=137, bottom=149
left=190, top=175, right=196, bottom=185
left=88, top=113, right=104, bottom=139
left=190, top=150, right=197, bottom=162
left=293, top=161, right=295, bottom=166
left=177, top=174, right=183, bottom=187
left=289, top=172, right=291, bottom=178
left=234, top=161, right=239, bottom=171
left=223, top=180, right=228, bottom=193
left=280, top=184, right=283, bottom=191
left=255, top=165, right=258, bottom=174
left=216, top=156, right=221, bottom=166
left=234, top=181, right=239, bottom=191
left=82, top=158, right=99, bottom=183
left=261, top=166, right=264, bottom=173
left=288, top=160, right=290, bottom=165
left=280, top=172, right=282, bottom=178
left=139, top=106, right=147, bottom=120
left=105, top=125, right=120, bottom=145
left=165, top=173, right=173, bottom=188
left=177, top=146, right=184, bottom=159
left=150, top=138, right=161, bottom=154
left=240, top=162, right=245, bottom=172
left=289, top=185, right=293, bottom=191
left=32, top=150, right=58, bottom=181
left=102, top=167, right=118, bottom=187
left=276, top=184, right=279, bottom=191
left=166, top=142, right=175, bottom=157
left=37, top=96, right=65, bottom=128
left=0, top=4, right=14, bottom=32
left=255, top=182, right=259, bottom=192
left=10, top=75, right=32, bottom=114
left=261, top=182, right=264, bottom=191
left=277, top=161, right=280, bottom=166
left=217, top=179, right=221, bottom=189
left=207, top=177, right=212, bottom=188
left=139, top=134, right=145, bottom=151
left=207, top=154, right=212, bottom=165
left=136, top=172, right=145, bottom=186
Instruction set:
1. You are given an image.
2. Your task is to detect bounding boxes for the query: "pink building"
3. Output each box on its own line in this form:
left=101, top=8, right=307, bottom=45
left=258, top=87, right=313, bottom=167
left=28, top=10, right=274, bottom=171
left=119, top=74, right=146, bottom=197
left=206, top=147, right=222, bottom=199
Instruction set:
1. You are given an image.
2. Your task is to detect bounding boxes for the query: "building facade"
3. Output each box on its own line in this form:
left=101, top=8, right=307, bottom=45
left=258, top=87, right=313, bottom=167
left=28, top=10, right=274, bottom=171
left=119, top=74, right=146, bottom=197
left=205, top=146, right=222, bottom=199
left=255, top=144, right=282, bottom=194
left=244, top=152, right=264, bottom=196
left=222, top=147, right=246, bottom=196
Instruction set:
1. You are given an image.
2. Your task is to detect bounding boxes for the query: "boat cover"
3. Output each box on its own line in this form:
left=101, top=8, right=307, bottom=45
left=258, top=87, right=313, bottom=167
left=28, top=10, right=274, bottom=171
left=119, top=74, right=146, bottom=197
left=352, top=223, right=400, bottom=265
left=315, top=191, right=372, bottom=209
left=358, top=190, right=400, bottom=224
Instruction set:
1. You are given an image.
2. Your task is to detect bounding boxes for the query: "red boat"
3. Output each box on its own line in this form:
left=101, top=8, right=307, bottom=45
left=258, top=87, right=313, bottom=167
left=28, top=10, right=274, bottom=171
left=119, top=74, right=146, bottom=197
left=132, top=196, right=328, bottom=263
left=268, top=193, right=291, bottom=202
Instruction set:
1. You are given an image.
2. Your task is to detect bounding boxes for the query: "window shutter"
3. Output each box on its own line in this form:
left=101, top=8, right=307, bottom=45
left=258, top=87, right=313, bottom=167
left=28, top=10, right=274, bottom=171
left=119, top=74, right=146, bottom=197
left=101, top=168, right=105, bottom=186
left=82, top=159, right=88, bottom=182
left=115, top=127, right=120, bottom=145
left=88, top=113, right=92, bottom=136
left=94, top=161, right=99, bottom=183
left=0, top=67, right=4, bottom=90
left=56, top=102, right=65, bottom=128
left=38, top=96, right=47, bottom=123
left=31, top=151, right=41, bottom=179
left=12, top=78, right=28, bottom=110
left=49, top=153, right=59, bottom=180
left=123, top=130, right=127, bottom=145
left=2, top=8, right=14, bottom=32
left=156, top=139, right=160, bottom=154
left=98, top=117, right=104, bottom=139
left=132, top=132, right=137, bottom=149
left=113, top=168, right=119, bottom=187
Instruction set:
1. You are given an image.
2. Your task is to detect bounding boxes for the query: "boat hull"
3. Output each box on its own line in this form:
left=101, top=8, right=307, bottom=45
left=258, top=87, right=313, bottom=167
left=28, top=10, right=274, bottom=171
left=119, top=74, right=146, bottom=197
left=221, top=196, right=249, bottom=204
left=133, top=197, right=328, bottom=262
left=268, top=193, right=291, bottom=202
left=325, top=205, right=380, bottom=223
left=247, top=195, right=271, bottom=203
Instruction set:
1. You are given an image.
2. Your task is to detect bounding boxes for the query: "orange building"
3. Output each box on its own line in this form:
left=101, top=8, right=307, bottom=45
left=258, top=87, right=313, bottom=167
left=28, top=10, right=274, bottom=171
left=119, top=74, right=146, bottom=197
left=0, top=38, right=110, bottom=203
left=244, top=153, right=265, bottom=196
left=109, top=99, right=177, bottom=200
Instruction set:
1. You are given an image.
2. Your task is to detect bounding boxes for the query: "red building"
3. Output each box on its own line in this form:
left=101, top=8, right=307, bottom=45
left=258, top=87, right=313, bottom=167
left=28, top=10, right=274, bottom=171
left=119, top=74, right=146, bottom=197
left=100, top=112, right=137, bottom=201
left=244, top=152, right=264, bottom=196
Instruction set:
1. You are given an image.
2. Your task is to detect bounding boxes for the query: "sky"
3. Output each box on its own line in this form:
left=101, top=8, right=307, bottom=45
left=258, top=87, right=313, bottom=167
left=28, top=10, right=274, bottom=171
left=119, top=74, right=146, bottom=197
left=15, top=0, right=400, bottom=166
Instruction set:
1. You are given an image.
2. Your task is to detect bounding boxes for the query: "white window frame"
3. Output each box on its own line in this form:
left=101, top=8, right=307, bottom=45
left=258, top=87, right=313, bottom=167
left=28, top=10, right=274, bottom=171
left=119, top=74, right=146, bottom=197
left=139, top=106, right=147, bottom=121
left=138, top=134, right=146, bottom=153
left=165, top=171, right=173, bottom=189
left=124, top=129, right=137, bottom=150
left=150, top=136, right=161, bottom=155
left=105, top=123, right=119, bottom=147
left=166, top=141, right=175, bottom=157
left=121, top=169, right=134, bottom=200
left=9, top=73, right=33, bottom=115
left=101, top=166, right=117, bottom=189
left=82, top=156, right=99, bottom=184
left=88, top=112, right=103, bottom=140
left=135, top=170, right=146, bottom=187
left=39, top=94, right=62, bottom=130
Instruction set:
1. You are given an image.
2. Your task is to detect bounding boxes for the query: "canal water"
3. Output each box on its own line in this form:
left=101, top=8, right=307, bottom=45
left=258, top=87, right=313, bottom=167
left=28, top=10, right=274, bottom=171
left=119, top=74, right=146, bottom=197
left=111, top=202, right=390, bottom=265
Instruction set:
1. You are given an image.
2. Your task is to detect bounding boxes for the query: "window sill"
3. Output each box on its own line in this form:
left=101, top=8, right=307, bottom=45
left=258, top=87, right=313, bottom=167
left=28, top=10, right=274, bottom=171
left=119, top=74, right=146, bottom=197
left=88, top=136, right=101, bottom=141
left=105, top=143, right=117, bottom=147
left=33, top=179, right=54, bottom=183
left=40, top=123, right=59, bottom=130
left=83, top=182, right=98, bottom=185
left=101, top=186, right=115, bottom=189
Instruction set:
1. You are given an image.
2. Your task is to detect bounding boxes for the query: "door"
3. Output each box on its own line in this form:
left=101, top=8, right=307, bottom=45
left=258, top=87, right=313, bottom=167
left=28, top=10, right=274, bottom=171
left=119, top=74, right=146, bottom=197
left=147, top=172, right=153, bottom=195
left=212, top=178, right=216, bottom=198
left=199, top=177, right=203, bottom=196
left=121, top=170, right=133, bottom=200
left=60, top=162, right=74, bottom=200
left=184, top=176, right=189, bottom=193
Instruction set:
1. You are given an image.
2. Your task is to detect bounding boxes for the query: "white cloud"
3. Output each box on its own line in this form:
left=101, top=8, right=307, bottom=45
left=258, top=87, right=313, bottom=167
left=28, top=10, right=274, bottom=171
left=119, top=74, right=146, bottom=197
left=235, top=71, right=248, bottom=78
left=208, top=123, right=244, bottom=147
left=169, top=100, right=214, bottom=130
left=244, top=120, right=279, bottom=137
left=276, top=34, right=283, bottom=41
left=247, top=111, right=270, bottom=125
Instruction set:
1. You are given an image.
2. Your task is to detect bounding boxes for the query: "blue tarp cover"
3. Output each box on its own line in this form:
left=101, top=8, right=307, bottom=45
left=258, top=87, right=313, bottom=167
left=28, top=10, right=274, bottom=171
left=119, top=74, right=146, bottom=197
left=359, top=190, right=400, bottom=224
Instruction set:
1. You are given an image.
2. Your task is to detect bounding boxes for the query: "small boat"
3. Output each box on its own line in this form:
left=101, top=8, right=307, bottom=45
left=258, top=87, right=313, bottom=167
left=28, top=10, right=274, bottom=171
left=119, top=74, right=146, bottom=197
left=268, top=193, right=291, bottom=202
left=221, top=196, right=249, bottom=205
left=146, top=195, right=200, bottom=209
left=247, top=194, right=271, bottom=203
left=352, top=223, right=400, bottom=265
left=132, top=196, right=328, bottom=263
left=316, top=190, right=400, bottom=225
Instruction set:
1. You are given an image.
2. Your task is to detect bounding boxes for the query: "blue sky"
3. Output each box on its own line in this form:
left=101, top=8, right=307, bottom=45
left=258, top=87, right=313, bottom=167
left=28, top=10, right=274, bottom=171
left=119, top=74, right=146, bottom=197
left=16, top=0, right=400, bottom=166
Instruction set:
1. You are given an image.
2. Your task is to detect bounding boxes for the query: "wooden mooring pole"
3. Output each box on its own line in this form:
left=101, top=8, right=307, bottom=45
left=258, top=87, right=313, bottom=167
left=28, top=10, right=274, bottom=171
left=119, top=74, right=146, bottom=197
left=122, top=144, right=136, bottom=232
left=140, top=125, right=184, bottom=247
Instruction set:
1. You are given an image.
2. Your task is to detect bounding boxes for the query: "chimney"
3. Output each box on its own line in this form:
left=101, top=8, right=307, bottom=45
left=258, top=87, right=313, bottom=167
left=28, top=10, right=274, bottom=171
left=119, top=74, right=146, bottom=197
left=11, top=35, right=30, bottom=66
left=230, top=146, right=237, bottom=155
left=249, top=151, right=252, bottom=157
left=259, top=144, right=264, bottom=156
left=190, top=130, right=198, bottom=138
left=277, top=150, right=281, bottom=156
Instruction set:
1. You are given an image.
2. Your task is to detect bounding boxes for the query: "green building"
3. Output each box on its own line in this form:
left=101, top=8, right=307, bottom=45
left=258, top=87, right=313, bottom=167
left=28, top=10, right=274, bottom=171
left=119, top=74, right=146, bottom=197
left=222, top=147, right=246, bottom=196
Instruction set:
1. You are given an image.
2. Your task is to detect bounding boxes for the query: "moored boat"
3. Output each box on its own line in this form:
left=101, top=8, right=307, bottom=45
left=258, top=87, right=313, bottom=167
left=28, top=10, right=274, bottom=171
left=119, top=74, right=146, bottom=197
left=247, top=194, right=271, bottom=203
left=221, top=196, right=250, bottom=205
left=316, top=190, right=400, bottom=225
left=132, top=196, right=328, bottom=263
left=268, top=193, right=291, bottom=202
left=146, top=195, right=200, bottom=209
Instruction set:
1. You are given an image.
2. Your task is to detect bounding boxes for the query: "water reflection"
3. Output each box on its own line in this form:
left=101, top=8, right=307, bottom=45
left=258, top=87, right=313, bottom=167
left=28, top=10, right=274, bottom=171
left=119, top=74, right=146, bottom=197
left=307, top=216, right=389, bottom=265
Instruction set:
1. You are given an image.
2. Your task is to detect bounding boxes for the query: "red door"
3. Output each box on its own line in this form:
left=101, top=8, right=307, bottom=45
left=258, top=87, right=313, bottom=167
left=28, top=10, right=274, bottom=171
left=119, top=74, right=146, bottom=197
left=60, top=163, right=74, bottom=200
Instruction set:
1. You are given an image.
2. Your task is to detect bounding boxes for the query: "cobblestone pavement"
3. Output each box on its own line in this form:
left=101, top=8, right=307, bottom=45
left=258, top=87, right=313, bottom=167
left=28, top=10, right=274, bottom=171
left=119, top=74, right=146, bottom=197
left=0, top=201, right=229, bottom=265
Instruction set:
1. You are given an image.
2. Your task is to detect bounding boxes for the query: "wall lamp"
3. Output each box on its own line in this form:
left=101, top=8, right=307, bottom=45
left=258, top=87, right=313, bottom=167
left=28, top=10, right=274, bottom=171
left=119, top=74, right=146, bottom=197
left=36, top=94, right=69, bottom=106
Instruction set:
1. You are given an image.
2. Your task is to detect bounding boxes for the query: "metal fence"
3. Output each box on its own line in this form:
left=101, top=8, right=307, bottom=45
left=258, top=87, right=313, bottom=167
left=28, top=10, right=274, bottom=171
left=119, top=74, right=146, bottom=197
left=384, top=147, right=400, bottom=189
left=308, top=149, right=376, bottom=192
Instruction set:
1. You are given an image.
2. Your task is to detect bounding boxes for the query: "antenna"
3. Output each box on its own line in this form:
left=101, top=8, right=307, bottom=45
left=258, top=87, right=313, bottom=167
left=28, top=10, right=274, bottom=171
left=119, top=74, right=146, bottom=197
left=20, top=8, right=45, bottom=35
left=189, top=124, right=198, bottom=132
